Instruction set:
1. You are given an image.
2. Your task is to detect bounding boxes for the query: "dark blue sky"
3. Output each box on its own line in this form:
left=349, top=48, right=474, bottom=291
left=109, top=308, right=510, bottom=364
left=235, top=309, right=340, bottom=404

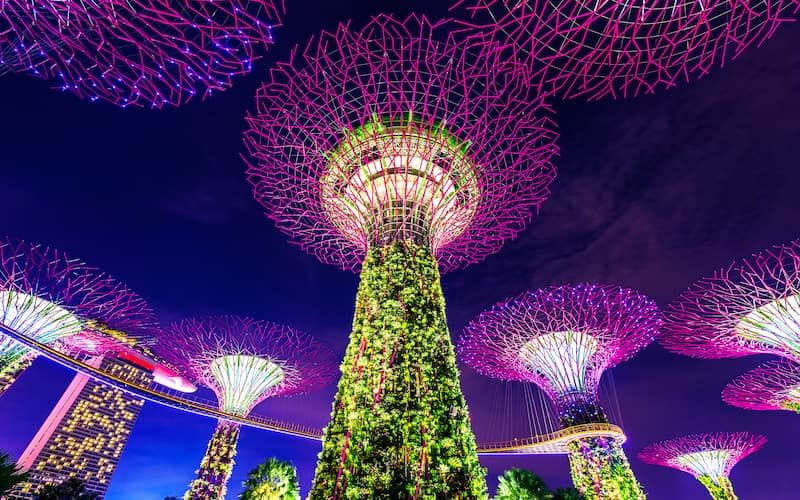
left=1, top=2, right=799, bottom=498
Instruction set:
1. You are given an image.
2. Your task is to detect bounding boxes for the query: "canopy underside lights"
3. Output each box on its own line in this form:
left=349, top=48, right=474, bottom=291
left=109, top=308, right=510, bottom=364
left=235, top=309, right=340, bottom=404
left=0, top=290, right=82, bottom=359
left=209, top=354, right=287, bottom=415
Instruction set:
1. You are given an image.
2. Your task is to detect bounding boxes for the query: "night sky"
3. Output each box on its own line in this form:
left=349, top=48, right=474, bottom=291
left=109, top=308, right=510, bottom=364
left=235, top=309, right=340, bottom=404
left=1, top=2, right=799, bottom=498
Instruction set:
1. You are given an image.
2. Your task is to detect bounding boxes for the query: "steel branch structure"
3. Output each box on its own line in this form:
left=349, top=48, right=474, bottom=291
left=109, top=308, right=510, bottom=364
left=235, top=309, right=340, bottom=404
left=0, top=1, right=284, bottom=107
left=639, top=432, right=767, bottom=499
left=453, top=0, right=799, bottom=100
left=154, top=316, right=337, bottom=500
left=662, top=240, right=800, bottom=362
left=459, top=283, right=662, bottom=499
left=244, top=13, right=557, bottom=499
left=0, top=238, right=155, bottom=396
left=244, top=13, right=558, bottom=273
left=723, top=359, right=800, bottom=413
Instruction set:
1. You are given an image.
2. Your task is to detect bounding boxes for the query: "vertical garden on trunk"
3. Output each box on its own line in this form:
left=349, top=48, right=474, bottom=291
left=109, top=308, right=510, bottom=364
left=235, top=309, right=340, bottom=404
left=311, top=240, right=486, bottom=498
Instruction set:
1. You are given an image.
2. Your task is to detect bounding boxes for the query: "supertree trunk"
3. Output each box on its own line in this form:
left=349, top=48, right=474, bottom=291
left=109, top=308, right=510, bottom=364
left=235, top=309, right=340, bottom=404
left=310, top=239, right=487, bottom=499
left=0, top=352, right=36, bottom=396
left=568, top=436, right=646, bottom=500
left=185, top=420, right=240, bottom=499
left=697, top=475, right=737, bottom=500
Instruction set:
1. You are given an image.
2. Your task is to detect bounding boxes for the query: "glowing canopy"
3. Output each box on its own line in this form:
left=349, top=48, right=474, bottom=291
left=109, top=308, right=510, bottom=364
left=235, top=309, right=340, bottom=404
left=209, top=355, right=286, bottom=415
left=0, top=290, right=82, bottom=359
left=674, top=450, right=734, bottom=479
left=663, top=240, right=800, bottom=361
left=640, top=432, right=766, bottom=480
left=735, top=294, right=800, bottom=358
left=519, top=331, right=598, bottom=397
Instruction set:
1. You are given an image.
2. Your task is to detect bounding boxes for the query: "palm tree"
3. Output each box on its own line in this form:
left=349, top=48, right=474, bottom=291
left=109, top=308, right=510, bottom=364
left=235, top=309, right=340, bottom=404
left=240, top=458, right=300, bottom=500
left=494, top=468, right=585, bottom=500
left=35, top=477, right=99, bottom=499
left=495, top=468, right=550, bottom=500
left=0, top=451, right=27, bottom=495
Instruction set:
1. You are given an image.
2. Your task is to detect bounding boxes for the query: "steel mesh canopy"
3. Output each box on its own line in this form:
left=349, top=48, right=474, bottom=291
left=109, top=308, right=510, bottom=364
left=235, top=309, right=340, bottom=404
left=723, top=359, right=800, bottom=412
left=0, top=0, right=284, bottom=107
left=244, top=13, right=558, bottom=272
left=155, top=316, right=338, bottom=416
left=453, top=0, right=799, bottom=100
left=662, top=240, right=800, bottom=361
left=639, top=432, right=767, bottom=479
left=0, top=238, right=156, bottom=361
left=459, top=283, right=662, bottom=404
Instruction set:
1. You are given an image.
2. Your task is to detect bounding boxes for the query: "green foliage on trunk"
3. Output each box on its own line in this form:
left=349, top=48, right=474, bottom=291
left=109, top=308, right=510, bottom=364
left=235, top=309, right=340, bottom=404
left=185, top=421, right=240, bottom=500
left=567, top=437, right=645, bottom=500
left=697, top=475, right=737, bottom=500
left=240, top=457, right=300, bottom=500
left=310, top=240, right=487, bottom=499
left=0, top=353, right=35, bottom=397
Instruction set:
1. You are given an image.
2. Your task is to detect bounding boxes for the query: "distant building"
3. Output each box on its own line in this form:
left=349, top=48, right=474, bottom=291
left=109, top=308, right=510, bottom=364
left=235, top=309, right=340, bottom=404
left=9, top=355, right=151, bottom=498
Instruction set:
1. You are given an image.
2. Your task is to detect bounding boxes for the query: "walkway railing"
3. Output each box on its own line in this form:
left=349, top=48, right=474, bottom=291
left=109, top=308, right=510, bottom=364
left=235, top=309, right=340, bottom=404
left=1, top=323, right=626, bottom=454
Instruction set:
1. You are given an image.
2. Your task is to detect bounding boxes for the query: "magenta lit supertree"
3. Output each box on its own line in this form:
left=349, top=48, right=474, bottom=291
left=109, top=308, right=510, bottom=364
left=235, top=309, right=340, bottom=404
left=0, top=238, right=155, bottom=396
left=0, top=1, right=283, bottom=107
left=639, top=432, right=767, bottom=499
left=244, top=13, right=557, bottom=498
left=453, top=0, right=799, bottom=100
left=662, top=240, right=800, bottom=362
left=154, top=316, right=337, bottom=500
left=723, top=359, right=800, bottom=413
left=459, top=284, right=662, bottom=499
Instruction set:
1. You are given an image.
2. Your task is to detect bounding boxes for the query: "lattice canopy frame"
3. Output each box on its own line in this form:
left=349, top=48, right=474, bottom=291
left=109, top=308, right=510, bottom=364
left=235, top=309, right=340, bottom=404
left=244, top=13, right=558, bottom=272
left=155, top=316, right=337, bottom=416
left=453, top=0, right=799, bottom=100
left=0, top=238, right=155, bottom=367
left=663, top=240, right=800, bottom=362
left=639, top=432, right=766, bottom=499
left=460, top=283, right=662, bottom=418
left=723, top=359, right=800, bottom=413
left=0, top=1, right=284, bottom=107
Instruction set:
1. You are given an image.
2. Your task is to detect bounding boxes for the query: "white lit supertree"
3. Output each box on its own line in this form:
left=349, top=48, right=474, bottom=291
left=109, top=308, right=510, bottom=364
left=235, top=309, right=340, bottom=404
left=154, top=316, right=338, bottom=500
left=639, top=432, right=767, bottom=499
left=0, top=238, right=154, bottom=395
left=459, top=283, right=662, bottom=499
left=723, top=359, right=800, bottom=414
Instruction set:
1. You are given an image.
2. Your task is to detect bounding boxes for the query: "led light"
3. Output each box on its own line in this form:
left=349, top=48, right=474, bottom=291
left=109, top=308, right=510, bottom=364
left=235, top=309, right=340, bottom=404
left=0, top=290, right=82, bottom=357
left=322, top=123, right=480, bottom=249
left=674, top=450, right=732, bottom=479
left=520, top=331, right=598, bottom=396
left=209, top=354, right=285, bottom=415
left=736, top=294, right=800, bottom=356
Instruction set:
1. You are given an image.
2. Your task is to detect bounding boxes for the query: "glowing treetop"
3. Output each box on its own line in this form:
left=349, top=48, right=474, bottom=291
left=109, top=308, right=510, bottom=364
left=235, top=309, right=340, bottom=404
left=244, top=13, right=558, bottom=272
left=453, top=0, right=798, bottom=100
left=723, top=359, right=800, bottom=413
left=0, top=1, right=284, bottom=107
left=663, top=240, right=800, bottom=362
left=156, top=316, right=337, bottom=416
left=460, top=284, right=662, bottom=419
left=0, top=238, right=155, bottom=364
left=639, top=432, right=766, bottom=499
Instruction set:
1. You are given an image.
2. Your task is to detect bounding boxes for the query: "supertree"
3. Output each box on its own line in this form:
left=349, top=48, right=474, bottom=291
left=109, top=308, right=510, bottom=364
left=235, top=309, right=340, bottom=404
left=0, top=1, right=283, bottom=107
left=639, top=432, right=767, bottom=500
left=154, top=316, right=338, bottom=500
left=662, top=240, right=800, bottom=362
left=459, top=284, right=662, bottom=499
left=452, top=0, right=799, bottom=100
left=243, top=13, right=558, bottom=498
left=723, top=359, right=800, bottom=413
left=0, top=238, right=155, bottom=396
